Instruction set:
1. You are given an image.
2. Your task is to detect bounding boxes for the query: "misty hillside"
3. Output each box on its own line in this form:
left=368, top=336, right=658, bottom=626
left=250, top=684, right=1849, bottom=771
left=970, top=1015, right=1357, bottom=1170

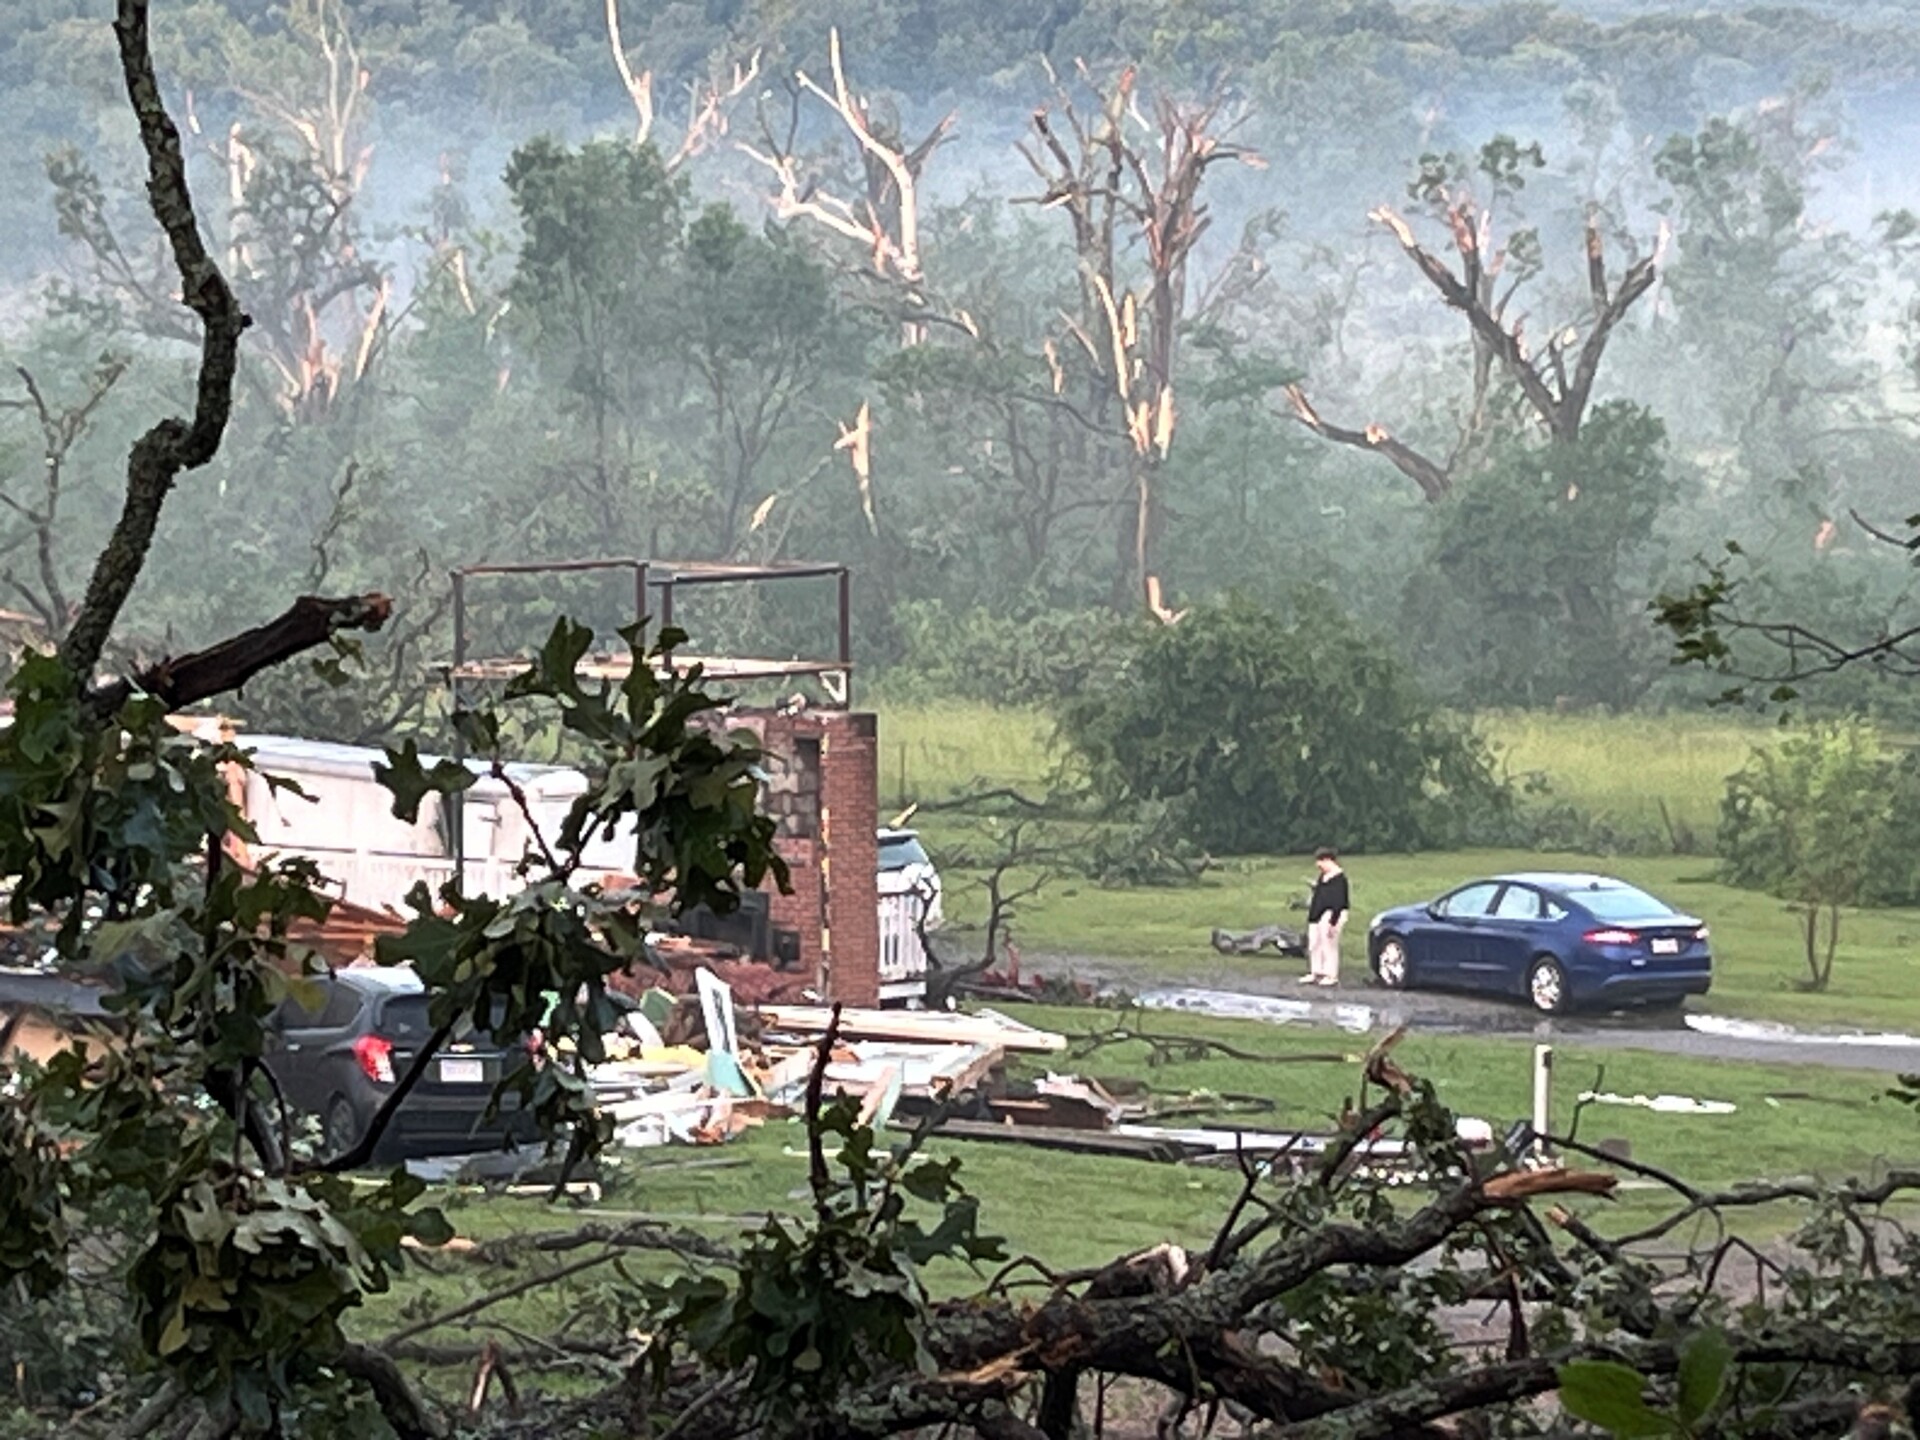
left=3, top=0, right=1919, bottom=744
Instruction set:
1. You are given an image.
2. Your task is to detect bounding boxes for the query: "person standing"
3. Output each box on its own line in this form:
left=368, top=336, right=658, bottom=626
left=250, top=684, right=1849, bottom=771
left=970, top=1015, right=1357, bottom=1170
left=1303, top=847, right=1349, bottom=987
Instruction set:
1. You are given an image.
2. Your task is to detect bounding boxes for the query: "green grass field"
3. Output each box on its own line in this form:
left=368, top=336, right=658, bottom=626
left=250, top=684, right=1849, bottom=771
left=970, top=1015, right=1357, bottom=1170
left=870, top=702, right=1920, bottom=1032
left=1480, top=708, right=1766, bottom=846
left=870, top=701, right=1766, bottom=840
left=875, top=700, right=1056, bottom=812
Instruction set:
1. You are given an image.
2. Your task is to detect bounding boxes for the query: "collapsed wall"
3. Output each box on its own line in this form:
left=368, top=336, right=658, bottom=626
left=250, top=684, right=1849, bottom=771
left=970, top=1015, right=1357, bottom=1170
left=724, top=707, right=882, bottom=1007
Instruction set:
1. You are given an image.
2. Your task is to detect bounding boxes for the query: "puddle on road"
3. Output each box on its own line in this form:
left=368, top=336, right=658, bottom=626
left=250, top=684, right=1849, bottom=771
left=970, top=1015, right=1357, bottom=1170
left=1128, top=985, right=1920, bottom=1051
left=1683, top=1013, right=1920, bottom=1049
left=1132, top=987, right=1381, bottom=1034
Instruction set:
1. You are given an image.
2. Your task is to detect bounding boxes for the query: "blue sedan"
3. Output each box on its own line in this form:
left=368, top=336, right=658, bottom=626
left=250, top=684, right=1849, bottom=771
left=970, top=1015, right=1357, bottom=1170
left=1366, top=872, right=1712, bottom=1014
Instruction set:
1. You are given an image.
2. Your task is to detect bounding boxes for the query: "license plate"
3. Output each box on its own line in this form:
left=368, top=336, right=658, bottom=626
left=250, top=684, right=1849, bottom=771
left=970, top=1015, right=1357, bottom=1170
left=438, top=1058, right=485, bottom=1084
left=1650, top=938, right=1681, bottom=956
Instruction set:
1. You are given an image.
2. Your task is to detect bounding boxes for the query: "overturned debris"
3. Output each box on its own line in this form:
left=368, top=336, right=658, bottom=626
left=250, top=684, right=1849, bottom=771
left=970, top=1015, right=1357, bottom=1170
left=1210, top=924, right=1306, bottom=957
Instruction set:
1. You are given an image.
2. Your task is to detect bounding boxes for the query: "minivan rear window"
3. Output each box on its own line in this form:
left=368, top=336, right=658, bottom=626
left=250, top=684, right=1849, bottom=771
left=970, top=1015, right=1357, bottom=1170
left=379, top=992, right=513, bottom=1043
left=378, top=994, right=436, bottom=1041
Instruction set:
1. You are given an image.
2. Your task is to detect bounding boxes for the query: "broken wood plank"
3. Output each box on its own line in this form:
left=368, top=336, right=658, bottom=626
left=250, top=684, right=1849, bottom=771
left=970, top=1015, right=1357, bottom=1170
left=759, top=1005, right=1066, bottom=1053
left=897, top=1117, right=1187, bottom=1163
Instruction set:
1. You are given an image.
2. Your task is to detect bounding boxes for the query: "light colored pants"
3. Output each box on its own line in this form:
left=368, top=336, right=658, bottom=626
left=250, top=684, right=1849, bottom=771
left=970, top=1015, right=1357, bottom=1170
left=1308, top=916, right=1345, bottom=982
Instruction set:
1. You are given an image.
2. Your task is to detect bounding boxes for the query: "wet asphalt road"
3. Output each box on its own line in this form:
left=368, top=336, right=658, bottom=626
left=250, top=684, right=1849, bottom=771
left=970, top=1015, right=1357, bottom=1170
left=1030, top=953, right=1920, bottom=1075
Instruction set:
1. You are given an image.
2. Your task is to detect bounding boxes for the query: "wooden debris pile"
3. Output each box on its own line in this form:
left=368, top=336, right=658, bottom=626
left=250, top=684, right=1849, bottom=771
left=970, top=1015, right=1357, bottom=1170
left=587, top=970, right=1067, bottom=1148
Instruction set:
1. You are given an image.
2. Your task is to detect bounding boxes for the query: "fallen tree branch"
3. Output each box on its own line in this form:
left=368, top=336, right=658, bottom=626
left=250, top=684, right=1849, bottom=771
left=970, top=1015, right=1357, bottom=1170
left=1066, top=1025, right=1353, bottom=1069
left=1269, top=1330, right=1920, bottom=1439
left=467, top=1219, right=735, bottom=1265
left=84, top=592, right=392, bottom=718
left=1609, top=1167, right=1920, bottom=1248
left=337, top=1342, right=445, bottom=1440
left=381, top=1244, right=634, bottom=1350
left=386, top=1336, right=629, bottom=1366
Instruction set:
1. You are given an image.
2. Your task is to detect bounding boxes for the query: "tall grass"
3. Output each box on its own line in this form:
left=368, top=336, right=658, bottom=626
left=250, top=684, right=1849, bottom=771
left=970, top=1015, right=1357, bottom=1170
left=870, top=700, right=1771, bottom=841
left=871, top=701, right=1054, bottom=809
left=1477, top=710, right=1766, bottom=847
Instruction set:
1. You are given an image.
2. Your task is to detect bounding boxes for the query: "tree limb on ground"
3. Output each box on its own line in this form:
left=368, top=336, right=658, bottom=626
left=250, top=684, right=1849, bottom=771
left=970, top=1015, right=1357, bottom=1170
left=681, top=1167, right=1623, bottom=1439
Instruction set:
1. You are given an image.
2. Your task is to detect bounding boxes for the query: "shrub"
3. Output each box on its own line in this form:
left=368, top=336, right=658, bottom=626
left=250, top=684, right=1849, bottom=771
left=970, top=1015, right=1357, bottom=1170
left=1718, top=720, right=1920, bottom=990
left=1057, top=592, right=1511, bottom=855
left=1407, top=402, right=1670, bottom=709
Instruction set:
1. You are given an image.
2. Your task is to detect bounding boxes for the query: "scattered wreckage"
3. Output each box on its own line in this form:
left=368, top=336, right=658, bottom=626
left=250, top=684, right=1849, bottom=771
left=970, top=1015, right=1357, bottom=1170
left=1210, top=923, right=1307, bottom=958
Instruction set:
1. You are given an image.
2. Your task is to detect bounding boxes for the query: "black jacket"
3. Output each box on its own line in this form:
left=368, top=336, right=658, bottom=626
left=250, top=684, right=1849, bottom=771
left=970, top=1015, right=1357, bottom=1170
left=1309, top=870, right=1350, bottom=923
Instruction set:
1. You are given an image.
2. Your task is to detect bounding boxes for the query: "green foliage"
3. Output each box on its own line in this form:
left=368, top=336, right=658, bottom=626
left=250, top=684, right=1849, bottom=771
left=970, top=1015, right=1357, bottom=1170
left=0, top=618, right=782, bottom=1430
left=642, top=1096, right=1005, bottom=1421
left=1558, top=1328, right=1731, bottom=1437
left=1412, top=403, right=1672, bottom=709
left=130, top=1168, right=441, bottom=1428
left=0, top=661, right=442, bottom=1425
left=378, top=618, right=786, bottom=1151
left=1058, top=592, right=1511, bottom=855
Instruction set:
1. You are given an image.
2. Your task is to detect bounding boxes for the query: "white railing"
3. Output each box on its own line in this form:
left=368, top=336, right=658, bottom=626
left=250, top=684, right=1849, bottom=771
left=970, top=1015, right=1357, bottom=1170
left=876, top=877, right=932, bottom=992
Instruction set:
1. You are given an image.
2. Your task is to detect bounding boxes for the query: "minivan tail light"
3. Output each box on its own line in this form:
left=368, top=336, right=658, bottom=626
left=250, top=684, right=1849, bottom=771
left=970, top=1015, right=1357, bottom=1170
left=1583, top=928, right=1639, bottom=947
left=353, top=1034, right=396, bottom=1083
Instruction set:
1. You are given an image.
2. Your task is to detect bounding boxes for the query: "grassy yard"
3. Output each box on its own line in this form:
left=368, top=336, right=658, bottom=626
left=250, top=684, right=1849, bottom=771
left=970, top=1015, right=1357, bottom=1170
left=874, top=700, right=1056, bottom=812
left=346, top=1004, right=1919, bottom=1381
left=963, top=850, right=1920, bottom=1034
left=870, top=702, right=1920, bottom=1033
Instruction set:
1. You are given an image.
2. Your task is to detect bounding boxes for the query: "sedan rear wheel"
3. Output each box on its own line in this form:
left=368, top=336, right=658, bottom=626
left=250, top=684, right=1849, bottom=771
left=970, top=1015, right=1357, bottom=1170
left=1374, top=936, right=1411, bottom=990
left=1527, top=956, right=1568, bottom=1015
left=323, top=1095, right=362, bottom=1162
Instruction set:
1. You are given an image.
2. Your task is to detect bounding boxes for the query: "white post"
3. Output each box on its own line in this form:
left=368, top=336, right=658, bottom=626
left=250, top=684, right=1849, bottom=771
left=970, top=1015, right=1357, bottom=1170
left=1532, top=1044, right=1554, bottom=1160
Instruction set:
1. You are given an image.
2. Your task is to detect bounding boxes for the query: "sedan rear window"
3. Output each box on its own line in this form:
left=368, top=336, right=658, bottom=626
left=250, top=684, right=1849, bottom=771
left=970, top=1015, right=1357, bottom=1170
left=1571, top=885, right=1676, bottom=921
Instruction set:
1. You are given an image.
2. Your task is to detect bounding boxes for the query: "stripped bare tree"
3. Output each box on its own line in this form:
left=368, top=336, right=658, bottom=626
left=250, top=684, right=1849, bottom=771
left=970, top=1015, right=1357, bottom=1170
left=52, top=0, right=390, bottom=419
left=605, top=0, right=761, bottom=171
left=740, top=30, right=953, bottom=318
left=1020, top=63, right=1261, bottom=609
left=1286, top=145, right=1661, bottom=501
left=60, top=0, right=390, bottom=694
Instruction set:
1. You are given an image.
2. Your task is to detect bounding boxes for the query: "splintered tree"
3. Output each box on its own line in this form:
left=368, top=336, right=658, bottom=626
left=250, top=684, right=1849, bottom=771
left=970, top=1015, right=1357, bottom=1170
left=0, top=10, right=782, bottom=1440
left=604, top=0, right=761, bottom=172
left=740, top=29, right=953, bottom=327
left=1020, top=63, right=1261, bottom=610
left=1285, top=139, right=1660, bottom=501
left=47, top=0, right=388, bottom=419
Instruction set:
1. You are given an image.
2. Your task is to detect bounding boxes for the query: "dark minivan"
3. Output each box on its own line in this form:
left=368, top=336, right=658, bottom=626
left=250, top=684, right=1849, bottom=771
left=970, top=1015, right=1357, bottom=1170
left=263, top=967, right=538, bottom=1163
